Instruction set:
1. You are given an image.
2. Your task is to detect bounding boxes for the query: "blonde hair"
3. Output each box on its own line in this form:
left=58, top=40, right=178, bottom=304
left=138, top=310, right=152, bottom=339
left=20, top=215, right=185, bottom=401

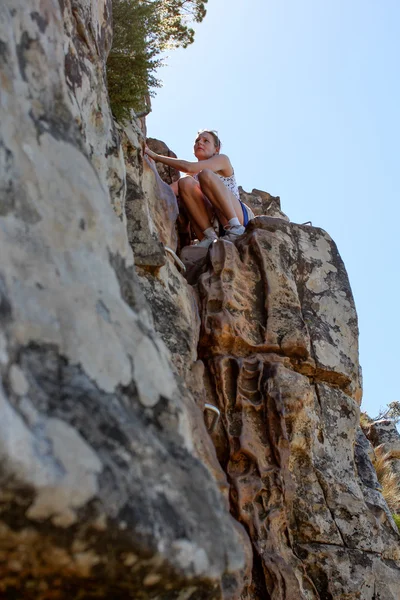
left=197, top=129, right=221, bottom=151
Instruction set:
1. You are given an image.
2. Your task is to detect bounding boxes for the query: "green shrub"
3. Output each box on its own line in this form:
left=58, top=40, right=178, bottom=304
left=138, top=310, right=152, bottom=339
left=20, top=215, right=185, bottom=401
left=393, top=514, right=400, bottom=533
left=107, top=0, right=208, bottom=121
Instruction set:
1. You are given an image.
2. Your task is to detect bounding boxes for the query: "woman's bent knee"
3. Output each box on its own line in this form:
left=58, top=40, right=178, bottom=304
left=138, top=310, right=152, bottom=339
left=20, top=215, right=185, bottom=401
left=178, top=176, right=196, bottom=194
left=197, top=169, right=214, bottom=185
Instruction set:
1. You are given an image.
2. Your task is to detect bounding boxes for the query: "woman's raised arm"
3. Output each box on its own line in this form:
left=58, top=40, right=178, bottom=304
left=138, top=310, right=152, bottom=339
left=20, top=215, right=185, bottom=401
left=144, top=146, right=231, bottom=175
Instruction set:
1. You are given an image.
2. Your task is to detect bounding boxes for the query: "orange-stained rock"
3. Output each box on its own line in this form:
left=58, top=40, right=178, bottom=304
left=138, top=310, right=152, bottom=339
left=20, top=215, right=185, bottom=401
left=196, top=217, right=399, bottom=597
left=205, top=353, right=400, bottom=598
left=198, top=217, right=362, bottom=401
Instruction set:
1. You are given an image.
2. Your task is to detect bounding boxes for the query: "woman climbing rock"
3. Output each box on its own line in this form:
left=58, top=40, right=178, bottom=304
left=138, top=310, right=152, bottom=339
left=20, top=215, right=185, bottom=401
left=145, top=130, right=254, bottom=247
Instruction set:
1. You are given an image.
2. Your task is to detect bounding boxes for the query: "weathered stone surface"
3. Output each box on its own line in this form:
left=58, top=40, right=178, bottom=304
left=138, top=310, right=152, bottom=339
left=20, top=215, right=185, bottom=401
left=367, top=418, right=400, bottom=479
left=368, top=419, right=400, bottom=458
left=238, top=188, right=289, bottom=220
left=136, top=259, right=200, bottom=382
left=147, top=138, right=180, bottom=185
left=2, top=0, right=400, bottom=597
left=293, top=223, right=361, bottom=401
left=141, top=157, right=179, bottom=251
left=313, top=383, right=398, bottom=552
left=198, top=218, right=361, bottom=400
left=355, top=427, right=381, bottom=490
left=180, top=244, right=210, bottom=284
left=196, top=221, right=399, bottom=596
left=0, top=1, right=249, bottom=597
left=123, top=128, right=179, bottom=267
left=204, top=352, right=400, bottom=598
left=63, top=0, right=126, bottom=219
left=296, top=545, right=400, bottom=600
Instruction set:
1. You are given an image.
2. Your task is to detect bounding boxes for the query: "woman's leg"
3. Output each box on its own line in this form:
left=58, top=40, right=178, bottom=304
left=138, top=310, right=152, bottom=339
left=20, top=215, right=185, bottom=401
left=178, top=176, right=216, bottom=240
left=197, top=169, right=243, bottom=226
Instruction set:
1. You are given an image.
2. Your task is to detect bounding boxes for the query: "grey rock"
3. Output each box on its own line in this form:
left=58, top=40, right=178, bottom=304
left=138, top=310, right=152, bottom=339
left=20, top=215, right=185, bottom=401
left=355, top=427, right=381, bottom=490
left=368, top=419, right=400, bottom=457
left=296, top=544, right=400, bottom=600
left=123, top=125, right=179, bottom=267
left=238, top=187, right=289, bottom=220
left=0, top=1, right=249, bottom=597
left=147, top=138, right=180, bottom=185
left=63, top=0, right=127, bottom=219
left=367, top=418, right=400, bottom=484
left=2, top=0, right=400, bottom=597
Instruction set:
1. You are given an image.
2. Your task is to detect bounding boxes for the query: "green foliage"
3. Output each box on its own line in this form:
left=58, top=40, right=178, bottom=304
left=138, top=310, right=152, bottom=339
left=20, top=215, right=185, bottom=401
left=107, top=0, right=208, bottom=121
left=393, top=514, right=400, bottom=533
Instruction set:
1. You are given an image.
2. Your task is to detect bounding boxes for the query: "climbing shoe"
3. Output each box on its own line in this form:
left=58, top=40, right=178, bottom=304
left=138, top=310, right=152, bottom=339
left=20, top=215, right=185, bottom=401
left=223, top=224, right=246, bottom=241
left=194, top=236, right=218, bottom=248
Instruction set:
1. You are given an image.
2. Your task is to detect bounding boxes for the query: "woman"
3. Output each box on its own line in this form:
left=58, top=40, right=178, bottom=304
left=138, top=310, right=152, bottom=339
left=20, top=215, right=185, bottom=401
left=145, top=130, right=253, bottom=248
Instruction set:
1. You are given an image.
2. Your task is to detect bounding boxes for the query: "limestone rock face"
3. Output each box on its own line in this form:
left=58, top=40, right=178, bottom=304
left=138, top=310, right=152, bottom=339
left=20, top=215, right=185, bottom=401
left=136, top=261, right=200, bottom=382
left=0, top=1, right=249, bottom=598
left=147, top=138, right=181, bottom=185
left=123, top=125, right=179, bottom=268
left=63, top=0, right=126, bottom=219
left=1, top=1, right=400, bottom=599
left=198, top=218, right=361, bottom=399
left=197, top=220, right=400, bottom=598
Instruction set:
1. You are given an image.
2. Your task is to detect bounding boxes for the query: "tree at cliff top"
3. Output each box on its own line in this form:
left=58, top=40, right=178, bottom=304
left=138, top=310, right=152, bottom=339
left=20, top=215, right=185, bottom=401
left=107, top=0, right=207, bottom=120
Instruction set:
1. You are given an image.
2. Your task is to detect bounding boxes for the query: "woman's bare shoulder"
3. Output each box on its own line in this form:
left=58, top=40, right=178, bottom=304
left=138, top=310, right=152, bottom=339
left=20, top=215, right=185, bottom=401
left=216, top=154, right=234, bottom=176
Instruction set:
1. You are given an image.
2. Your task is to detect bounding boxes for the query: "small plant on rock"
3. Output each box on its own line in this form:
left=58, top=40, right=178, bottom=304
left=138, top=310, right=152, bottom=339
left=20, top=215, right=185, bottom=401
left=372, top=446, right=400, bottom=514
left=393, top=513, right=400, bottom=533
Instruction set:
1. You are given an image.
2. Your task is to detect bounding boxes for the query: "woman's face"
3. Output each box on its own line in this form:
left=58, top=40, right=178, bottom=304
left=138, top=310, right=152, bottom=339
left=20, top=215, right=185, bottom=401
left=193, top=132, right=218, bottom=160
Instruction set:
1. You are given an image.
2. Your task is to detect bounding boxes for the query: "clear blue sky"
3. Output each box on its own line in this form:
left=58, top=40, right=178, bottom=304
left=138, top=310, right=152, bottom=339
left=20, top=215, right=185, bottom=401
left=147, top=0, right=400, bottom=419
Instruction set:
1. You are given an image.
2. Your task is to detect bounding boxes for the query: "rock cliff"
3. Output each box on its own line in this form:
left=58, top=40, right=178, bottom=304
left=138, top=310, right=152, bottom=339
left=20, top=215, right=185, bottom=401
left=0, top=1, right=399, bottom=599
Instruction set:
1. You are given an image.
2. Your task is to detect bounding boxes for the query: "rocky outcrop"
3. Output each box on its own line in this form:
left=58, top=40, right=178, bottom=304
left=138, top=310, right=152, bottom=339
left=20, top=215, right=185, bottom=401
left=147, top=138, right=180, bottom=185
left=366, top=419, right=400, bottom=478
left=0, top=2, right=249, bottom=598
left=368, top=420, right=400, bottom=456
left=238, top=188, right=289, bottom=221
left=63, top=0, right=127, bottom=219
left=198, top=218, right=361, bottom=399
left=130, top=151, right=400, bottom=596
left=195, top=221, right=399, bottom=599
left=1, top=1, right=400, bottom=599
left=123, top=124, right=180, bottom=268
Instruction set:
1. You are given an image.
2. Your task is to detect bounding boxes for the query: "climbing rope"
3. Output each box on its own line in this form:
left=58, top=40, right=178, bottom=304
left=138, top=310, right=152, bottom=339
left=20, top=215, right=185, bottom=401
left=164, top=246, right=186, bottom=273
